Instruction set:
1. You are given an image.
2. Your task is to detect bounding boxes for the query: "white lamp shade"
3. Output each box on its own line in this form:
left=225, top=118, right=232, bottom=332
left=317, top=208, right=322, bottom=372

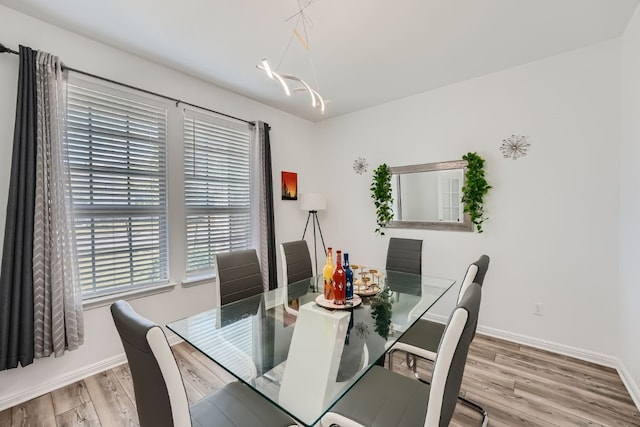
left=299, top=193, right=327, bottom=211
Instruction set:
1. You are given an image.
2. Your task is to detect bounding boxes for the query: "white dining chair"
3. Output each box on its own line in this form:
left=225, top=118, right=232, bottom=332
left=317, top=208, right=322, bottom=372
left=321, top=283, right=482, bottom=427
left=110, top=300, right=296, bottom=427
left=388, top=254, right=490, bottom=426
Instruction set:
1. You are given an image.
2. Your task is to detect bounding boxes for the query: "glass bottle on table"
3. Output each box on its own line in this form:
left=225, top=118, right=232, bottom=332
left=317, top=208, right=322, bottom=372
left=333, top=250, right=346, bottom=305
left=344, top=252, right=354, bottom=300
left=323, top=247, right=334, bottom=301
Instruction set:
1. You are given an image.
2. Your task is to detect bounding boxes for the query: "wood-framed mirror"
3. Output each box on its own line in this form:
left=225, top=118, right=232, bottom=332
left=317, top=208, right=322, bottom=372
left=387, top=160, right=473, bottom=231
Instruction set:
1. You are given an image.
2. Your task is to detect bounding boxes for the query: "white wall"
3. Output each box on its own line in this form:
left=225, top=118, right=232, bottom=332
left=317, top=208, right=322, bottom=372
left=0, top=5, right=318, bottom=409
left=620, top=6, right=640, bottom=404
left=315, top=40, right=622, bottom=357
left=1, top=3, right=637, bottom=411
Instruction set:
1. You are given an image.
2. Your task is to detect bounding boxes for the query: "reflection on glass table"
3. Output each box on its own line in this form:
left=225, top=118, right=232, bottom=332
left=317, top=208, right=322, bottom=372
left=167, top=272, right=455, bottom=426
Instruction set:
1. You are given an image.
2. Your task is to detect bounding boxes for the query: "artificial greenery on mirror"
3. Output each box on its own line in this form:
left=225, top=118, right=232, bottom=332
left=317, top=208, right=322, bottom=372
left=370, top=163, right=393, bottom=235
left=461, top=152, right=491, bottom=233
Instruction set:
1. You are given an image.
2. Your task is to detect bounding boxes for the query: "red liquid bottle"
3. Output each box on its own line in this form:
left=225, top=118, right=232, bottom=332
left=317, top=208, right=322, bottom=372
left=332, top=250, right=346, bottom=305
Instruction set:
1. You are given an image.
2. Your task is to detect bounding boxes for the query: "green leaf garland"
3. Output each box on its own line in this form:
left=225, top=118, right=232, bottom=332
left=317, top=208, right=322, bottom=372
left=370, top=163, right=394, bottom=235
left=461, top=152, right=491, bottom=233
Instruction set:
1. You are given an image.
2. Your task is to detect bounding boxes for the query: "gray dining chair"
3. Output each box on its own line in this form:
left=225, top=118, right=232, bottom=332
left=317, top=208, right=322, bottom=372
left=110, top=300, right=296, bottom=427
left=385, top=237, right=423, bottom=275
left=280, top=240, right=313, bottom=287
left=388, top=254, right=490, bottom=426
left=321, top=282, right=482, bottom=427
left=215, top=249, right=264, bottom=306
left=385, top=237, right=423, bottom=301
left=280, top=240, right=314, bottom=315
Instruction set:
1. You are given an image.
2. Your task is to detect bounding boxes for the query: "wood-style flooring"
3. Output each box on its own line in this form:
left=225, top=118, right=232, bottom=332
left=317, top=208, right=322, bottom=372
left=1, top=334, right=638, bottom=426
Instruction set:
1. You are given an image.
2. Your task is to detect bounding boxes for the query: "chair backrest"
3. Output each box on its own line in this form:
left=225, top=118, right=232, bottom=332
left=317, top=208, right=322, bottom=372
left=457, top=254, right=490, bottom=304
left=280, top=241, right=314, bottom=310
left=215, top=249, right=264, bottom=306
left=110, top=300, right=190, bottom=427
left=425, top=283, right=482, bottom=427
left=280, top=240, right=313, bottom=287
left=385, top=238, right=423, bottom=275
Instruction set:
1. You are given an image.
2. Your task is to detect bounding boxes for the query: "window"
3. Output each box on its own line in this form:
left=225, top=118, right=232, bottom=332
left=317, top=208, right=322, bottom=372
left=67, top=78, right=169, bottom=298
left=184, top=110, right=251, bottom=278
left=437, top=170, right=464, bottom=222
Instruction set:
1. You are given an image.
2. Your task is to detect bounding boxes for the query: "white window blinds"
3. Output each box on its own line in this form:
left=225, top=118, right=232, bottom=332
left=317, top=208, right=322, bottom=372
left=184, top=110, right=251, bottom=277
left=67, top=80, right=169, bottom=298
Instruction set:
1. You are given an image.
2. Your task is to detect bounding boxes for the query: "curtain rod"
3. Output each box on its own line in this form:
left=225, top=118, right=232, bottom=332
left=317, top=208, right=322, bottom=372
left=0, top=42, right=256, bottom=126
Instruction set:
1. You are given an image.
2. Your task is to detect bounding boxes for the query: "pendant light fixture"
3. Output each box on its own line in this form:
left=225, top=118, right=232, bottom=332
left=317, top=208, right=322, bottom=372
left=257, top=0, right=326, bottom=114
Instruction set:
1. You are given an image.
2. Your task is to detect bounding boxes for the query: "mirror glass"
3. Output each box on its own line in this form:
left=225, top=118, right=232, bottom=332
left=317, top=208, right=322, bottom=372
left=388, top=160, right=472, bottom=231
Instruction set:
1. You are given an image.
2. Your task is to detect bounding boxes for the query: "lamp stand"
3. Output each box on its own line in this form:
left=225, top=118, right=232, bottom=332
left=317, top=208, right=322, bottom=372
left=302, top=210, right=327, bottom=285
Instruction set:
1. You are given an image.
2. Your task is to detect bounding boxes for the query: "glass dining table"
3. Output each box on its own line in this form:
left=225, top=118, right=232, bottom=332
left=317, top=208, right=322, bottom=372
left=167, top=271, right=456, bottom=426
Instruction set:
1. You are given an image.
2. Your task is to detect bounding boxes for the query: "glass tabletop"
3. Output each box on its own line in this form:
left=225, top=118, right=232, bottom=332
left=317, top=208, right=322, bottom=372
left=167, top=271, right=456, bottom=426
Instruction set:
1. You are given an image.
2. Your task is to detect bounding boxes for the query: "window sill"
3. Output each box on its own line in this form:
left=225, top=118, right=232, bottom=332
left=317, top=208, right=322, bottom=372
left=181, top=275, right=216, bottom=288
left=82, top=282, right=177, bottom=310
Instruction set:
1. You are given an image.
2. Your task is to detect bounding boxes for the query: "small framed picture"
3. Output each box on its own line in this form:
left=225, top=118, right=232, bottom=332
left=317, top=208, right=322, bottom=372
left=281, top=171, right=298, bottom=200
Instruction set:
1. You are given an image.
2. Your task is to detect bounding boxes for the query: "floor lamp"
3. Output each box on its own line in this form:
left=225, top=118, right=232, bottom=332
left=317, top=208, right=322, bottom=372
left=299, top=193, right=327, bottom=282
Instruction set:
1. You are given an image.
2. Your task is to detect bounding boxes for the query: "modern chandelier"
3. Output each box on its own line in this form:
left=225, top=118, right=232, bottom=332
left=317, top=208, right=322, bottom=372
left=257, top=0, right=326, bottom=114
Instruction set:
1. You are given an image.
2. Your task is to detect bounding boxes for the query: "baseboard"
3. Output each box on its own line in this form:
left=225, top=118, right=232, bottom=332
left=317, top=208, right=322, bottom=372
left=424, top=314, right=617, bottom=367
left=421, top=312, right=448, bottom=324
left=422, top=315, right=618, bottom=368
left=420, top=313, right=640, bottom=411
left=617, top=360, right=640, bottom=411
left=0, top=353, right=127, bottom=412
left=476, top=324, right=618, bottom=368
left=475, top=325, right=640, bottom=412
left=0, top=334, right=184, bottom=412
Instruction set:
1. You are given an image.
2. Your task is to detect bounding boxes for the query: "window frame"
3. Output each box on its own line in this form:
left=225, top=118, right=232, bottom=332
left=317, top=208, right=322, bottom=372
left=66, top=75, right=171, bottom=300
left=183, top=108, right=252, bottom=280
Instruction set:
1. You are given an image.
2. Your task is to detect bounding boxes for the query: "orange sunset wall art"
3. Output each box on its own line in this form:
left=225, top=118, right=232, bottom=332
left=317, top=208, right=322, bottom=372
left=281, top=171, right=297, bottom=200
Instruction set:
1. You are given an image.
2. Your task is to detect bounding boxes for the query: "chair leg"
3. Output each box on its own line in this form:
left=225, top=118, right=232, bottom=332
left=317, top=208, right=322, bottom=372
left=418, top=376, right=489, bottom=426
left=406, top=353, right=417, bottom=374
left=459, top=395, right=489, bottom=427
left=388, top=348, right=417, bottom=374
left=388, top=348, right=396, bottom=371
left=392, top=349, right=489, bottom=427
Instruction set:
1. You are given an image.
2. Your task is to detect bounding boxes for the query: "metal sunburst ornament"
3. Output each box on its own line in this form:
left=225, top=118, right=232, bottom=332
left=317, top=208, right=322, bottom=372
left=353, top=157, right=368, bottom=175
left=500, top=135, right=531, bottom=160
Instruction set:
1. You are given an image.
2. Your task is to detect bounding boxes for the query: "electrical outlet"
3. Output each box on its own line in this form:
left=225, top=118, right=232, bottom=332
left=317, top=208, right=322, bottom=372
left=534, top=303, right=544, bottom=316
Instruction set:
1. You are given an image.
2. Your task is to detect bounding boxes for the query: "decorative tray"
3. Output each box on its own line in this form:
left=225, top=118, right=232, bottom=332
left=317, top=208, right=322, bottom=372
left=315, top=294, right=362, bottom=310
left=354, top=285, right=382, bottom=297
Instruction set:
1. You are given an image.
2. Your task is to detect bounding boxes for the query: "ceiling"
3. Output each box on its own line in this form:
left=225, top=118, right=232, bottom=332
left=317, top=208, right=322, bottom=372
left=1, top=0, right=638, bottom=122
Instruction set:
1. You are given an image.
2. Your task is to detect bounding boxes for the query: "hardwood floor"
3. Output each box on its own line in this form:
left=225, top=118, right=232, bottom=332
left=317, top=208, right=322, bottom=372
left=1, top=334, right=638, bottom=426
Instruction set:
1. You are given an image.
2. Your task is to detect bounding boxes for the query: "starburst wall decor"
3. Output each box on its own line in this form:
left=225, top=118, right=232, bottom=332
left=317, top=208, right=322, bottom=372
left=500, top=135, right=531, bottom=160
left=353, top=157, right=368, bottom=175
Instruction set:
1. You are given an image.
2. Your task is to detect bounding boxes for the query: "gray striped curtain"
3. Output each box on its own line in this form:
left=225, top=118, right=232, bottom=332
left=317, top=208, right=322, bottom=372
left=32, top=51, right=83, bottom=358
left=0, top=47, right=83, bottom=371
left=250, top=122, right=277, bottom=290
